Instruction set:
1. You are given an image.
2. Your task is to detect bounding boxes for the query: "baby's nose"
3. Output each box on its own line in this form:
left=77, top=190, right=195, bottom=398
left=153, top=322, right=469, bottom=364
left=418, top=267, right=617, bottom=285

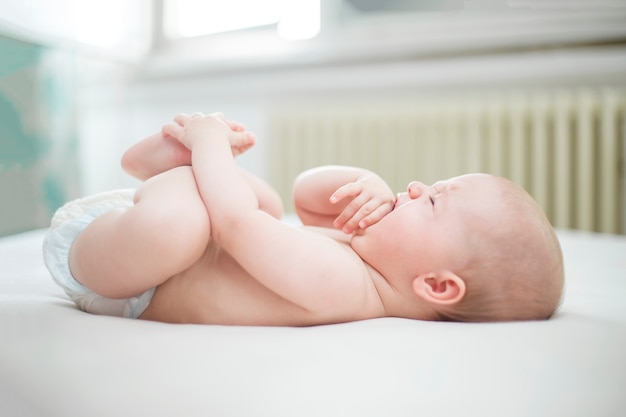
left=407, top=181, right=427, bottom=199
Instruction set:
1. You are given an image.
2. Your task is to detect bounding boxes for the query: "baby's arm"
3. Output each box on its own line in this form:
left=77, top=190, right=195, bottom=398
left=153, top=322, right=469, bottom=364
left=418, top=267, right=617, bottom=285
left=167, top=113, right=266, bottom=234
left=167, top=114, right=367, bottom=312
left=293, top=166, right=395, bottom=234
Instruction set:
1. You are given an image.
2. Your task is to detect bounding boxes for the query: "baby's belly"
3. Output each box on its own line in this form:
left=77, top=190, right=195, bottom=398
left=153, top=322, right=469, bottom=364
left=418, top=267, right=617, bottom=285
left=139, top=247, right=312, bottom=326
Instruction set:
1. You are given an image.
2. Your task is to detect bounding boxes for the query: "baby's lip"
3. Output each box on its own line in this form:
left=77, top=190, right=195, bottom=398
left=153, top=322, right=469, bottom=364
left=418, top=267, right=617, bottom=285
left=394, top=193, right=406, bottom=209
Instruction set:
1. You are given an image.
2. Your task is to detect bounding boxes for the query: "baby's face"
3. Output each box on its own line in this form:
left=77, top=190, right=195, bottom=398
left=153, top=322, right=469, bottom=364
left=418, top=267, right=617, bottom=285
left=353, top=173, right=504, bottom=276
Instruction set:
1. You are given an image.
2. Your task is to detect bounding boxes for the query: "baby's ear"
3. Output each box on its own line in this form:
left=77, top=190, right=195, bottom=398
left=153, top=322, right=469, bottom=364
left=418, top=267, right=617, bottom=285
left=412, top=271, right=466, bottom=305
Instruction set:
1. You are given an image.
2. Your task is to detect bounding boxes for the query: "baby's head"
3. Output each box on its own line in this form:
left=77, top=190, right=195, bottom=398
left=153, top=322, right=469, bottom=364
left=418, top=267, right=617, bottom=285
left=434, top=175, right=564, bottom=322
left=352, top=173, right=564, bottom=322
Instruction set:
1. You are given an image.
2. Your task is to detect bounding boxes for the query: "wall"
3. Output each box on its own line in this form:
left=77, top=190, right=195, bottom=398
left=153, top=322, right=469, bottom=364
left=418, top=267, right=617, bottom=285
left=0, top=34, right=81, bottom=236
left=1, top=3, right=625, bottom=234
left=91, top=43, right=626, bottom=189
left=79, top=4, right=626, bottom=197
left=0, top=0, right=151, bottom=235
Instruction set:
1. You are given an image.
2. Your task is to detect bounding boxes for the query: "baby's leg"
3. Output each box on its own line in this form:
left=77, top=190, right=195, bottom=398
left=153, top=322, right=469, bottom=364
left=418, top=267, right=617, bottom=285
left=69, top=166, right=210, bottom=299
left=121, top=131, right=191, bottom=181
left=121, top=130, right=283, bottom=218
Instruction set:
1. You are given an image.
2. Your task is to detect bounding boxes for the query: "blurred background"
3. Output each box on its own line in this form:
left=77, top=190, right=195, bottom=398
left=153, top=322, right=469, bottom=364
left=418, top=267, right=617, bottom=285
left=0, top=0, right=625, bottom=236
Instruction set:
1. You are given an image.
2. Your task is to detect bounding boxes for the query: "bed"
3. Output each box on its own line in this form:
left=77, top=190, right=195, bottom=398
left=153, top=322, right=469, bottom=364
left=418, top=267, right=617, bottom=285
left=1, top=226, right=625, bottom=417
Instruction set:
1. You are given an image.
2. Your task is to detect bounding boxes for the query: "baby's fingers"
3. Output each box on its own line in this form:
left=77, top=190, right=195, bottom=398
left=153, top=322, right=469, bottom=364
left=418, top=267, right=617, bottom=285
left=337, top=199, right=378, bottom=233
left=357, top=202, right=393, bottom=229
left=173, top=113, right=191, bottom=126
left=162, top=123, right=185, bottom=141
left=230, top=131, right=257, bottom=156
left=330, top=184, right=362, bottom=228
left=330, top=182, right=361, bottom=204
left=337, top=199, right=393, bottom=233
left=226, top=119, right=246, bottom=132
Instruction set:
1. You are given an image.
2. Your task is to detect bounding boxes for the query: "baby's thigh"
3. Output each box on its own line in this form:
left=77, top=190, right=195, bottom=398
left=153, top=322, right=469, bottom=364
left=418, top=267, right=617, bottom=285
left=135, top=166, right=199, bottom=204
left=68, top=167, right=211, bottom=299
left=134, top=166, right=211, bottom=240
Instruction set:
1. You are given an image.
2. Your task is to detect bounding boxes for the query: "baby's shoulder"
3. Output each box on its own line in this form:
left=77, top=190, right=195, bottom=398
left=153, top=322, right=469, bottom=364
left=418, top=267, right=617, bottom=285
left=298, top=225, right=369, bottom=274
left=295, top=225, right=382, bottom=316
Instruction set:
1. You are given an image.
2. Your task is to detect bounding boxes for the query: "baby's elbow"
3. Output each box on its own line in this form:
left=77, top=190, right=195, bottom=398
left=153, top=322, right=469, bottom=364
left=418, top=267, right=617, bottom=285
left=263, top=189, right=284, bottom=219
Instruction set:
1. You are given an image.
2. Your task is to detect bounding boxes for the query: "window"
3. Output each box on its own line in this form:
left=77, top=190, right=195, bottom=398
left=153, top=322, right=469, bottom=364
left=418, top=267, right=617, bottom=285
left=0, top=0, right=151, bottom=59
left=163, top=0, right=320, bottom=41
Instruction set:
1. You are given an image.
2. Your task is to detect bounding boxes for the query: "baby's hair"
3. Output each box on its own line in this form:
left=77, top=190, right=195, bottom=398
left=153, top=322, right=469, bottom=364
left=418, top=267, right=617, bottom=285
left=437, top=176, right=564, bottom=322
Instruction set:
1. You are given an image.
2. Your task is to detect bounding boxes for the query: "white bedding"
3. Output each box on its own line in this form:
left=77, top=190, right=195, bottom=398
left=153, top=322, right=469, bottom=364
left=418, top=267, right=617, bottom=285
left=1, top=228, right=625, bottom=417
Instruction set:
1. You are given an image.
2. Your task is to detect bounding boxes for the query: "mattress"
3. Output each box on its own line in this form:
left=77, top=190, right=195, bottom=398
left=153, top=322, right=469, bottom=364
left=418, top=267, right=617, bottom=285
left=1, top=227, right=625, bottom=417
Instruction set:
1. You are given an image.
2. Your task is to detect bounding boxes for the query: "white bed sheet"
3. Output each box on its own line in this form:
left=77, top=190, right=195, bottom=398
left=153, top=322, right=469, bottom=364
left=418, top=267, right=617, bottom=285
left=1, top=228, right=625, bottom=417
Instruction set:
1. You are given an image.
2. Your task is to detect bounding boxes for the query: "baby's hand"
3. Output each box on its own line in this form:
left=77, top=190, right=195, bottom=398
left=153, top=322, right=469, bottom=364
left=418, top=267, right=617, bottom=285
left=330, top=175, right=395, bottom=234
left=221, top=115, right=257, bottom=156
left=162, top=112, right=256, bottom=155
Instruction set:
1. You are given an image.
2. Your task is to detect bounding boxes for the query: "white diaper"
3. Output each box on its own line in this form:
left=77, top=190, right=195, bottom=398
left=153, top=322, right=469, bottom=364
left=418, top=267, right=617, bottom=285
left=42, top=189, right=155, bottom=319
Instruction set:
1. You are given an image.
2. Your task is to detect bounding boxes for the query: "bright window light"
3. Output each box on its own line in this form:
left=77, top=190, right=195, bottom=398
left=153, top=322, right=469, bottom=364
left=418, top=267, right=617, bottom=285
left=0, top=0, right=150, bottom=53
left=278, top=0, right=320, bottom=40
left=71, top=0, right=148, bottom=49
left=164, top=0, right=281, bottom=38
left=164, top=0, right=320, bottom=40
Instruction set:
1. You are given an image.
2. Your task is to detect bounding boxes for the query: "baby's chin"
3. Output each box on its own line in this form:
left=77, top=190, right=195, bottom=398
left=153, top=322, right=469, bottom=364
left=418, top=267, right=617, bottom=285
left=349, top=225, right=374, bottom=249
left=351, top=226, right=368, bottom=237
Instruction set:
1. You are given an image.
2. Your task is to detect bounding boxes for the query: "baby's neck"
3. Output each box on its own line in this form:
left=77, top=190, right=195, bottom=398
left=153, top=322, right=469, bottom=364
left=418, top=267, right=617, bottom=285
left=362, top=262, right=440, bottom=321
left=300, top=224, right=438, bottom=321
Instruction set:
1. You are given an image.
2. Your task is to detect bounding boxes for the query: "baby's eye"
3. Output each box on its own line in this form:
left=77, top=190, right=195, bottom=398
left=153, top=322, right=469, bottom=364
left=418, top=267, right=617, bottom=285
left=429, top=196, right=435, bottom=206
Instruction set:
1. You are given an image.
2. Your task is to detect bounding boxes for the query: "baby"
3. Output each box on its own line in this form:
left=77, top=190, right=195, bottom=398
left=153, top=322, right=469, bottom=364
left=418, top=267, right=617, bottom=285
left=43, top=112, right=564, bottom=325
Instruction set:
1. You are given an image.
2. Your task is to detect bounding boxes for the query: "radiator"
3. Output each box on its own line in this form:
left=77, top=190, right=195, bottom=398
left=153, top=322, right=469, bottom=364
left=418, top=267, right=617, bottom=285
left=267, top=88, right=625, bottom=234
